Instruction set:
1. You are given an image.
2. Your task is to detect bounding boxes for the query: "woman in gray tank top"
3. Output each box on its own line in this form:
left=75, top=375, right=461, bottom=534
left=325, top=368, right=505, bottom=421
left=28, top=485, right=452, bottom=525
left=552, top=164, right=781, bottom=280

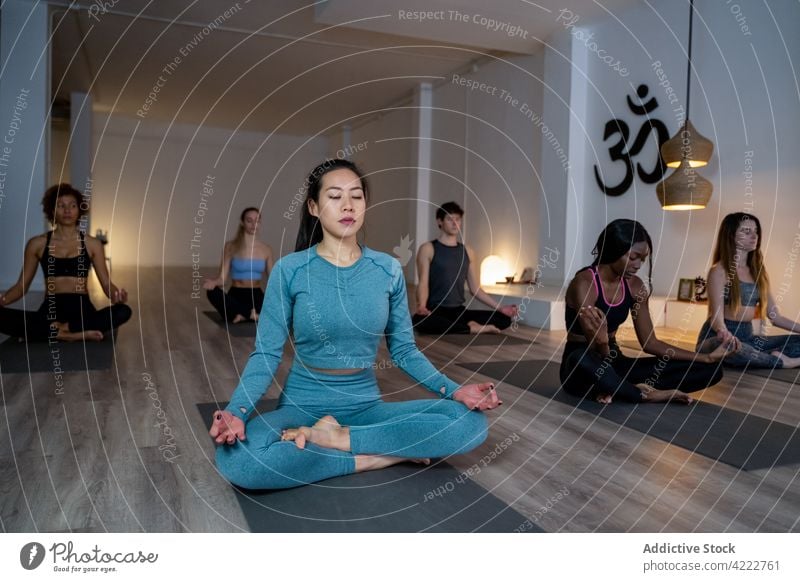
left=697, top=213, right=800, bottom=368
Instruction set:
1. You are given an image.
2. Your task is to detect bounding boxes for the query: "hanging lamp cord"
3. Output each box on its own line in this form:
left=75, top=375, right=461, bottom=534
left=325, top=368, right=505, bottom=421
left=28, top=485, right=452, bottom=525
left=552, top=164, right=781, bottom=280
left=685, top=0, right=694, bottom=123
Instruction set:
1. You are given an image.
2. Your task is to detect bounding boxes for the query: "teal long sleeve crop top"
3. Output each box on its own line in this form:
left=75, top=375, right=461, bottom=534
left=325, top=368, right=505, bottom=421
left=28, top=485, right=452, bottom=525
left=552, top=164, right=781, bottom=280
left=225, top=245, right=462, bottom=420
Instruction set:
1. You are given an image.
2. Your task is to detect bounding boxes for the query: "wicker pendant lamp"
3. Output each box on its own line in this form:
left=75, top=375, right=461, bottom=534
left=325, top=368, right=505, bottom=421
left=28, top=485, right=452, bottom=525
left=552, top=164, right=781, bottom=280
left=656, top=158, right=713, bottom=210
left=660, top=0, right=714, bottom=169
left=661, top=119, right=713, bottom=168
left=656, top=0, right=714, bottom=209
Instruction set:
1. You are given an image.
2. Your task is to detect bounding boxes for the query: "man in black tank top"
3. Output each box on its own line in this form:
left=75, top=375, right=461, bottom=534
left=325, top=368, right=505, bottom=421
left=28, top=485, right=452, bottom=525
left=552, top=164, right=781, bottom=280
left=412, top=202, right=518, bottom=335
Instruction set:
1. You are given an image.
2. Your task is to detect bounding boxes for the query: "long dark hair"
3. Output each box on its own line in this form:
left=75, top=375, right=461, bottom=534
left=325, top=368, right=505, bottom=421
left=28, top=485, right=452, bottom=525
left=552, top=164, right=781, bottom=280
left=713, top=212, right=769, bottom=317
left=589, top=218, right=654, bottom=289
left=230, top=207, right=260, bottom=255
left=294, top=158, right=369, bottom=251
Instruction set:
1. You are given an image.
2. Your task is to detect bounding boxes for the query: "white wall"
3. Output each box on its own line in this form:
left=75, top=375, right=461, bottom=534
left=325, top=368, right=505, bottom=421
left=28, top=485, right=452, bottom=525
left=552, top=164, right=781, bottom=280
left=90, top=114, right=328, bottom=268
left=334, top=53, right=545, bottom=285
left=329, top=108, right=416, bottom=274
left=429, top=79, right=467, bottom=232
left=553, top=0, right=800, bottom=319
left=429, top=52, right=545, bottom=281
left=0, top=0, right=49, bottom=291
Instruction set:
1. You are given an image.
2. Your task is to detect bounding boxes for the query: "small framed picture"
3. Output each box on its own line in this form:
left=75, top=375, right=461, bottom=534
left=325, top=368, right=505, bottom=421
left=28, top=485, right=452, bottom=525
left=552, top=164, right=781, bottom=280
left=677, top=278, right=695, bottom=302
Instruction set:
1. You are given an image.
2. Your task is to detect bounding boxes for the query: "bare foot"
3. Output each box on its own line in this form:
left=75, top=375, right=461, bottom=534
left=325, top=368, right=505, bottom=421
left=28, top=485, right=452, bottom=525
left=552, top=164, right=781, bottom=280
left=771, top=351, right=800, bottom=369
left=232, top=314, right=247, bottom=324
left=643, top=389, right=693, bottom=404
left=281, top=415, right=351, bottom=451
left=467, top=321, right=501, bottom=334
left=53, top=323, right=103, bottom=342
left=355, top=455, right=430, bottom=472
left=596, top=393, right=613, bottom=404
left=250, top=309, right=259, bottom=322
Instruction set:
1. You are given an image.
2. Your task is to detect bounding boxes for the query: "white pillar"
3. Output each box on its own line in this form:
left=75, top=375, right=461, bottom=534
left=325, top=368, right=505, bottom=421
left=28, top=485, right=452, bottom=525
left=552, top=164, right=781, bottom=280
left=70, top=91, right=93, bottom=234
left=538, top=31, right=587, bottom=287
left=0, top=0, right=49, bottom=291
left=412, top=82, right=433, bottom=281
left=340, top=124, right=352, bottom=158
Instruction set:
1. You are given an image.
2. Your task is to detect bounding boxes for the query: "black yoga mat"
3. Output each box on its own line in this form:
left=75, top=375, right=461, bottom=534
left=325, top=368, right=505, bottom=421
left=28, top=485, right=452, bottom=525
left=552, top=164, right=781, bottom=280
left=457, top=359, right=800, bottom=471
left=197, top=400, right=538, bottom=532
left=437, top=333, right=531, bottom=347
left=202, top=311, right=257, bottom=337
left=0, top=337, right=114, bottom=374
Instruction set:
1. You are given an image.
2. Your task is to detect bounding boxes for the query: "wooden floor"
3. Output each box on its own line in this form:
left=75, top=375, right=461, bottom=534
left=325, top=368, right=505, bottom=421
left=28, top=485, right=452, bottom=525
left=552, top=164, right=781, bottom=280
left=1, top=267, right=798, bottom=532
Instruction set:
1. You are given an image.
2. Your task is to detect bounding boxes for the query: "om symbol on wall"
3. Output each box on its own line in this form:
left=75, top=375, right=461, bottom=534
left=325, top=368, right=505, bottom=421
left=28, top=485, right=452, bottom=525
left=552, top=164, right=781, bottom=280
left=594, top=84, right=670, bottom=197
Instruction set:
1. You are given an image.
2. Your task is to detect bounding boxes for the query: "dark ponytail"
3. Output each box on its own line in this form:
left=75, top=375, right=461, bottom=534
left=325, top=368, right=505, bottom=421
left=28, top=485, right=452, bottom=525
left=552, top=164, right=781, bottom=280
left=294, top=158, right=369, bottom=251
left=590, top=218, right=654, bottom=289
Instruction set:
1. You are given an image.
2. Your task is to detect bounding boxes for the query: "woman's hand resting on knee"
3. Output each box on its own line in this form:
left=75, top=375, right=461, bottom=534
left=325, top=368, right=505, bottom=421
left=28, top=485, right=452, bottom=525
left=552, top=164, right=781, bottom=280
left=209, top=411, right=246, bottom=445
left=453, top=382, right=502, bottom=411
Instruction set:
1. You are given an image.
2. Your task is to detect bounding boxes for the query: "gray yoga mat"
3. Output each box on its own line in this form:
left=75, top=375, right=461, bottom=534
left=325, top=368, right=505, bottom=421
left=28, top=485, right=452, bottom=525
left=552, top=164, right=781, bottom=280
left=457, top=359, right=800, bottom=471
left=0, top=337, right=114, bottom=373
left=197, top=400, right=539, bottom=532
left=202, top=311, right=257, bottom=337
left=736, top=366, right=799, bottom=386
left=437, top=333, right=531, bottom=347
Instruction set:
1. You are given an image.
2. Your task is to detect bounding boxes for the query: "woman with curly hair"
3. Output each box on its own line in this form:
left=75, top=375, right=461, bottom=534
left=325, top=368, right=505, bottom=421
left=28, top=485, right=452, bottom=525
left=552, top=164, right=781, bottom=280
left=0, top=184, right=131, bottom=341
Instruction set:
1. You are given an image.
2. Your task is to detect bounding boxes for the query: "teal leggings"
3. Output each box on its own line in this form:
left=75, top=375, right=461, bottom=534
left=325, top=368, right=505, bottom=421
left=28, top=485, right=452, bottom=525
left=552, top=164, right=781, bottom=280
left=216, top=364, right=488, bottom=490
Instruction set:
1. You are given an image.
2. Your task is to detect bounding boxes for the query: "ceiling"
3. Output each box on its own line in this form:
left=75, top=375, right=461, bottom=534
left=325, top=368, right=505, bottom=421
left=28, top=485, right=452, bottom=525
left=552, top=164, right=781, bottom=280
left=50, top=0, right=638, bottom=135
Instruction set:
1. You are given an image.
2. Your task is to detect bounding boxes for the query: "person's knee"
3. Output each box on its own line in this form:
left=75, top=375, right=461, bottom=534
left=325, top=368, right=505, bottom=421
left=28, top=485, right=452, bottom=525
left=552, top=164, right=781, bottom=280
left=215, top=442, right=297, bottom=490
left=453, top=410, right=488, bottom=453
left=435, top=400, right=488, bottom=451
left=680, top=361, right=724, bottom=389
left=495, top=314, right=512, bottom=330
left=215, top=444, right=259, bottom=488
left=576, top=351, right=605, bottom=374
left=708, top=364, right=724, bottom=385
left=783, top=336, right=800, bottom=357
left=470, top=411, right=489, bottom=444
left=113, top=304, right=132, bottom=325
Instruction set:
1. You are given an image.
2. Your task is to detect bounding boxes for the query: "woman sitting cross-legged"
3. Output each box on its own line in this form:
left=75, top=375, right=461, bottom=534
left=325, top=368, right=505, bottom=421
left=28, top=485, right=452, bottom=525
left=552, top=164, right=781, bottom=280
left=696, top=212, right=800, bottom=369
left=209, top=159, right=495, bottom=490
left=561, top=219, right=738, bottom=405
left=0, top=184, right=131, bottom=342
left=203, top=207, right=273, bottom=323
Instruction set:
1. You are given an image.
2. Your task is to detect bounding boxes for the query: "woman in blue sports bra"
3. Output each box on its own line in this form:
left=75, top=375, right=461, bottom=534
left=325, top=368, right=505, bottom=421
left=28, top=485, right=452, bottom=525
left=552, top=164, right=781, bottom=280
left=561, top=219, right=737, bottom=405
left=0, top=184, right=131, bottom=341
left=696, top=213, right=800, bottom=368
left=203, top=207, right=273, bottom=323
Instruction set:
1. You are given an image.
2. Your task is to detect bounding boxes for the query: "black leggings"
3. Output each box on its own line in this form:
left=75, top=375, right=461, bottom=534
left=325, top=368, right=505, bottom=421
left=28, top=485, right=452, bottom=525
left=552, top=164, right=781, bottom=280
left=412, top=305, right=512, bottom=335
left=207, top=286, right=264, bottom=322
left=559, top=341, right=723, bottom=402
left=0, top=294, right=132, bottom=341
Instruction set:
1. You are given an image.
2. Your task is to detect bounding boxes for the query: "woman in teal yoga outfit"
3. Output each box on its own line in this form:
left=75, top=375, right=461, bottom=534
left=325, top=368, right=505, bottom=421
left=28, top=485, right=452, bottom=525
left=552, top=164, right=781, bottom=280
left=204, top=207, right=273, bottom=323
left=209, top=159, right=496, bottom=490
